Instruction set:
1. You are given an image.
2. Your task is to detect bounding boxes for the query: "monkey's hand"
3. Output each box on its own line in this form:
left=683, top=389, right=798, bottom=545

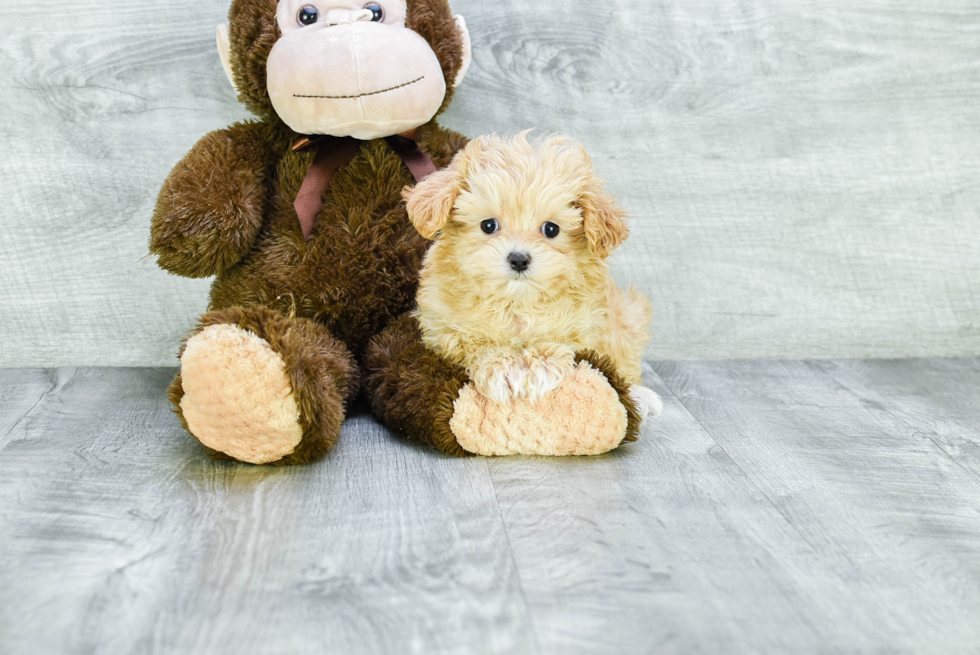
left=468, top=344, right=575, bottom=404
left=150, top=122, right=275, bottom=278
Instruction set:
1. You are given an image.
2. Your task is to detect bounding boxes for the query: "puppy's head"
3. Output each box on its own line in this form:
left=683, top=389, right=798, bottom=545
left=404, top=132, right=629, bottom=299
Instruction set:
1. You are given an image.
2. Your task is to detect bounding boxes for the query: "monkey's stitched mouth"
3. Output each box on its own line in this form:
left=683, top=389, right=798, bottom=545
left=294, top=76, right=425, bottom=99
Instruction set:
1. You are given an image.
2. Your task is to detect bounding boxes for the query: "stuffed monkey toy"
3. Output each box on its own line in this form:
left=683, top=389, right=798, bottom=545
left=150, top=0, right=642, bottom=465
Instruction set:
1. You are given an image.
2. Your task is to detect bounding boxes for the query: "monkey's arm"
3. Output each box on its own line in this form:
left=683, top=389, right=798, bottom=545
left=150, top=121, right=280, bottom=278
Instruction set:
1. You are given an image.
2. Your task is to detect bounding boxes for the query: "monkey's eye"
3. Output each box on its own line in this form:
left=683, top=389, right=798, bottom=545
left=364, top=2, right=384, bottom=21
left=298, top=5, right=319, bottom=26
left=541, top=222, right=561, bottom=238
left=481, top=219, right=499, bottom=235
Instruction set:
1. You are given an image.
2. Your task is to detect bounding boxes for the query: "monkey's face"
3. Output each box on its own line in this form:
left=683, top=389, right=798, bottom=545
left=260, top=0, right=466, bottom=139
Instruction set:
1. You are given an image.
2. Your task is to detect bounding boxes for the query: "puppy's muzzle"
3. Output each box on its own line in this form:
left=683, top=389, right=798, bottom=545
left=508, top=252, right=532, bottom=273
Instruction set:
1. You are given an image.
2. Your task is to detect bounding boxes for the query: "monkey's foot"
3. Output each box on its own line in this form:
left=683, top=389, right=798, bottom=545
left=449, top=361, right=629, bottom=457
left=179, top=324, right=303, bottom=465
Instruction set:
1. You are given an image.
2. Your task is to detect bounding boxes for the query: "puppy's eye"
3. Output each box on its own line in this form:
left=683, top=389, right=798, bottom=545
left=541, top=222, right=561, bottom=239
left=480, top=219, right=499, bottom=235
left=298, top=5, right=319, bottom=25
left=364, top=2, right=385, bottom=21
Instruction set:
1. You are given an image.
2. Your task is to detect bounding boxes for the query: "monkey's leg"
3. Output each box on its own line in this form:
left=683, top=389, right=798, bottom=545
left=362, top=314, right=472, bottom=456
left=363, top=314, right=643, bottom=457
left=168, top=306, right=357, bottom=465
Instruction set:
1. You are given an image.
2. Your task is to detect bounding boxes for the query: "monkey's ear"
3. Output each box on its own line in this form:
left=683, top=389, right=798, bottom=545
left=216, top=23, right=238, bottom=94
left=403, top=166, right=461, bottom=240
left=579, top=185, right=630, bottom=258
left=453, top=15, right=472, bottom=88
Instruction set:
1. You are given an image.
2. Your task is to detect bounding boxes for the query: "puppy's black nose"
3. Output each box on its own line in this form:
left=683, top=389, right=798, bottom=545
left=508, top=252, right=532, bottom=273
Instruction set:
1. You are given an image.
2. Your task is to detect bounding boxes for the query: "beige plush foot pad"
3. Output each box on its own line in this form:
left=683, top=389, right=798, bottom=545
left=180, top=324, right=303, bottom=465
left=450, top=362, right=629, bottom=457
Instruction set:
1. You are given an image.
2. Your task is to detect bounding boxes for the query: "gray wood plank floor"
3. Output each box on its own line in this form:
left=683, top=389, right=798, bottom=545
left=1, top=360, right=979, bottom=654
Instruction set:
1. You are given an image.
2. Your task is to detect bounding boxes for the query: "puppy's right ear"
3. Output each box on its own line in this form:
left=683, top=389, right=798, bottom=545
left=403, top=166, right=460, bottom=240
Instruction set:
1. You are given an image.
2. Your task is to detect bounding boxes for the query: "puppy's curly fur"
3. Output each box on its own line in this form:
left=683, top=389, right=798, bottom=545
left=404, top=133, right=662, bottom=417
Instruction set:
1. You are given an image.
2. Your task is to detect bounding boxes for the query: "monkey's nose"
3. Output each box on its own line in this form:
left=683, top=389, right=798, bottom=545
left=508, top=252, right=532, bottom=273
left=324, top=8, right=373, bottom=26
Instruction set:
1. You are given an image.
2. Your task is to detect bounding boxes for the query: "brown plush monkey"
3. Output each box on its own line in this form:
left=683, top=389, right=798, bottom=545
left=151, top=0, right=642, bottom=465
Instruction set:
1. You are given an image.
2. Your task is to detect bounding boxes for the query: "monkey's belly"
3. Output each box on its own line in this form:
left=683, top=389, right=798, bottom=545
left=209, top=224, right=426, bottom=355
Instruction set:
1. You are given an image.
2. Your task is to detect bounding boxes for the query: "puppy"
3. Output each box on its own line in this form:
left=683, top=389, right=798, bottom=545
left=404, top=133, right=663, bottom=419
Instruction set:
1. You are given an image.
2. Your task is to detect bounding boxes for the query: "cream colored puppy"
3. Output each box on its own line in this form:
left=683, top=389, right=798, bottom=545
left=404, top=133, right=663, bottom=419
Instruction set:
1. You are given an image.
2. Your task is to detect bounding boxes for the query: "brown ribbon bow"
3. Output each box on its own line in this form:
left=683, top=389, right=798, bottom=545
left=292, top=129, right=439, bottom=241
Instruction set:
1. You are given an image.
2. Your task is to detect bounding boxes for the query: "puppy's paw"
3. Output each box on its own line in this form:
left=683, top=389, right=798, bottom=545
left=523, top=345, right=576, bottom=402
left=470, top=346, right=576, bottom=404
left=470, top=354, right=529, bottom=404
left=630, top=385, right=664, bottom=420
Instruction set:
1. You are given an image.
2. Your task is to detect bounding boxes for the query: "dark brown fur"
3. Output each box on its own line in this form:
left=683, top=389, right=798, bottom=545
left=363, top=313, right=472, bottom=457
left=151, top=122, right=288, bottom=278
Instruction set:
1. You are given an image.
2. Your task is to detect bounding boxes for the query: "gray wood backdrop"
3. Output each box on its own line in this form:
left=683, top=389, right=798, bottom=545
left=1, top=0, right=978, bottom=367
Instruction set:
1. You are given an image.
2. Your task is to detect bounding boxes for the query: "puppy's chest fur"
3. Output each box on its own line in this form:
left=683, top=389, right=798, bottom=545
left=415, top=271, right=609, bottom=367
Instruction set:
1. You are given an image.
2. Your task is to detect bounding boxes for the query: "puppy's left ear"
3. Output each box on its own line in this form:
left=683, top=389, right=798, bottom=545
left=579, top=184, right=630, bottom=258
left=403, top=167, right=460, bottom=240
